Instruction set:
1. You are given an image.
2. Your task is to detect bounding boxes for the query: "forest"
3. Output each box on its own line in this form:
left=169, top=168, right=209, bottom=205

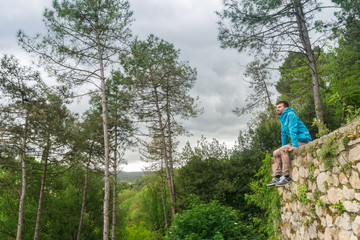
left=0, top=0, right=360, bottom=239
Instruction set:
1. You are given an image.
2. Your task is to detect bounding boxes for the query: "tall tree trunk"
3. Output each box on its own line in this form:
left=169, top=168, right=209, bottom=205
left=33, top=139, right=51, bottom=240
left=165, top=84, right=176, bottom=205
left=111, top=124, right=118, bottom=240
left=16, top=110, right=29, bottom=240
left=76, top=155, right=91, bottom=240
left=295, top=1, right=324, bottom=127
left=100, top=63, right=110, bottom=240
left=95, top=25, right=110, bottom=240
left=160, top=159, right=168, bottom=232
left=153, top=86, right=176, bottom=221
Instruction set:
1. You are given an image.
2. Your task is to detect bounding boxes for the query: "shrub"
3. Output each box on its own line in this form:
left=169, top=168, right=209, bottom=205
left=124, top=222, right=161, bottom=240
left=245, top=154, right=281, bottom=240
left=166, top=200, right=255, bottom=240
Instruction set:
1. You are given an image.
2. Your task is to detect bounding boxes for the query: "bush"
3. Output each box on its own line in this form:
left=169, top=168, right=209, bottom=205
left=166, top=199, right=256, bottom=240
left=124, top=222, right=161, bottom=240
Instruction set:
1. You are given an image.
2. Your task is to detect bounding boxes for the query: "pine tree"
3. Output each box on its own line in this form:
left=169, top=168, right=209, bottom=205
left=217, top=0, right=332, bottom=126
left=120, top=34, right=200, bottom=221
left=18, top=1, right=133, bottom=238
left=0, top=55, right=42, bottom=240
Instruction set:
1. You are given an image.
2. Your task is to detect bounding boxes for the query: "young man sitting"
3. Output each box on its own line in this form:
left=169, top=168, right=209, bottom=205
left=267, top=100, right=312, bottom=187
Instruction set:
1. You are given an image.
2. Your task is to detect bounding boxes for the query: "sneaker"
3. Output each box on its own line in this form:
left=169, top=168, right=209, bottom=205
left=267, top=177, right=280, bottom=186
left=276, top=176, right=292, bottom=187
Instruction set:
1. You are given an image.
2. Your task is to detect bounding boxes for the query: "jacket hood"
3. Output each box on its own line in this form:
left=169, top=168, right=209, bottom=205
left=279, top=107, right=295, bottom=120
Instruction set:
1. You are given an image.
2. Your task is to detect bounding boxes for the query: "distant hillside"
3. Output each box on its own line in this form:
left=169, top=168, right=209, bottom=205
left=117, top=171, right=143, bottom=182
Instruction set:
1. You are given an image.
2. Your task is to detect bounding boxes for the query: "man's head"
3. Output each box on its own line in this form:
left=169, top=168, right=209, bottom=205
left=276, top=100, right=289, bottom=116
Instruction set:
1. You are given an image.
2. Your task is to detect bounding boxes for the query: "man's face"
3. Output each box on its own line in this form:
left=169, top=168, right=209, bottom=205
left=276, top=103, right=286, bottom=116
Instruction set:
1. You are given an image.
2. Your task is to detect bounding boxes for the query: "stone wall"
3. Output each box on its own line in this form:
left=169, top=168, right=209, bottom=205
left=278, top=118, right=360, bottom=240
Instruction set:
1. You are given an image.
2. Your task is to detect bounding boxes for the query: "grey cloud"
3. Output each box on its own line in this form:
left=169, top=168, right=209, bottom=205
left=0, top=1, right=51, bottom=51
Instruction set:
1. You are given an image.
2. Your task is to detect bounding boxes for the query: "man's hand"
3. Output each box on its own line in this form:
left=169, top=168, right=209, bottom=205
left=288, top=146, right=297, bottom=152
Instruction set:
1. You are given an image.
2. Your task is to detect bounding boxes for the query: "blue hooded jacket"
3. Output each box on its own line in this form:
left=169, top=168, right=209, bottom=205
left=279, top=107, right=312, bottom=147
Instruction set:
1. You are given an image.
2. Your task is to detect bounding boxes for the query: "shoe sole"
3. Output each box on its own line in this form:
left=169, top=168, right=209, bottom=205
left=276, top=181, right=291, bottom=187
left=267, top=183, right=278, bottom=186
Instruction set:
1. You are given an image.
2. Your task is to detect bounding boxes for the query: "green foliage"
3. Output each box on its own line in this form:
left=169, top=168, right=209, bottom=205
left=217, top=0, right=327, bottom=60
left=18, top=0, right=134, bottom=86
left=181, top=136, right=231, bottom=162
left=176, top=126, right=282, bottom=239
left=316, top=199, right=328, bottom=208
left=176, top=155, right=245, bottom=209
left=120, top=34, right=200, bottom=125
left=116, top=173, right=171, bottom=237
left=276, top=52, right=313, bottom=110
left=166, top=200, right=255, bottom=240
left=340, top=161, right=353, bottom=173
left=344, top=106, right=360, bottom=123
left=307, top=144, right=317, bottom=158
left=0, top=157, right=20, bottom=239
left=43, top=167, right=104, bottom=240
left=320, top=41, right=360, bottom=125
left=297, top=183, right=310, bottom=204
left=238, top=118, right=281, bottom=153
left=139, top=174, right=171, bottom=235
left=313, top=190, right=321, bottom=202
left=332, top=0, right=360, bottom=46
left=331, top=201, right=345, bottom=212
left=308, top=163, right=316, bottom=180
left=342, top=134, right=351, bottom=148
left=310, top=205, right=316, bottom=216
left=245, top=154, right=281, bottom=240
left=318, top=135, right=339, bottom=169
left=0, top=159, right=105, bottom=240
left=123, top=222, right=161, bottom=240
left=312, top=118, right=330, bottom=137
left=176, top=145, right=264, bottom=220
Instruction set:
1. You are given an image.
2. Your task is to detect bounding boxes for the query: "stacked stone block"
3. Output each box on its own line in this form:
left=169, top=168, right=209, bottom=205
left=278, top=118, right=360, bottom=240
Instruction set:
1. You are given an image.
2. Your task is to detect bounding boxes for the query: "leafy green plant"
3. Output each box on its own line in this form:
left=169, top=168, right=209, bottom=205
left=313, top=190, right=321, bottom=202
left=297, top=183, right=310, bottom=204
left=342, top=135, right=351, bottom=148
left=340, top=162, right=353, bottom=173
left=318, top=135, right=339, bottom=169
left=331, top=201, right=345, bottom=212
left=245, top=154, right=281, bottom=240
left=312, top=118, right=330, bottom=137
left=306, top=145, right=317, bottom=158
left=308, top=163, right=315, bottom=180
left=310, top=205, right=316, bottom=216
left=345, top=106, right=360, bottom=124
left=124, top=222, right=161, bottom=240
left=308, top=174, right=315, bottom=181
left=316, top=199, right=328, bottom=208
left=165, top=200, right=252, bottom=240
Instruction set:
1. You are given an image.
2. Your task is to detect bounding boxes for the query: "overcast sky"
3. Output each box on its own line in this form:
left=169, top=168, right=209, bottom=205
left=1, top=0, right=278, bottom=171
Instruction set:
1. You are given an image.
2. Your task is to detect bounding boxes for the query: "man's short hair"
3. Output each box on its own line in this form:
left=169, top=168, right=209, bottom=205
left=276, top=100, right=289, bottom=108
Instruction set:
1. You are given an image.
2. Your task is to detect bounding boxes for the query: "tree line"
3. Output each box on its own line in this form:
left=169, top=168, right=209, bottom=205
left=1, top=0, right=360, bottom=239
